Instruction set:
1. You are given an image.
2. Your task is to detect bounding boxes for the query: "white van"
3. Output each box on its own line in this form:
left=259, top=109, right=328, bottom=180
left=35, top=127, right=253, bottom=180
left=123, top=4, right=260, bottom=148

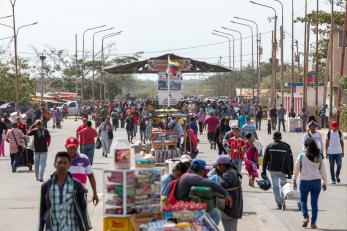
left=61, top=101, right=79, bottom=115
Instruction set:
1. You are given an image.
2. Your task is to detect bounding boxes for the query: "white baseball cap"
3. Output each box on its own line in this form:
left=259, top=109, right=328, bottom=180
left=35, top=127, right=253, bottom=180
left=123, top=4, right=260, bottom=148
left=180, top=154, right=192, bottom=163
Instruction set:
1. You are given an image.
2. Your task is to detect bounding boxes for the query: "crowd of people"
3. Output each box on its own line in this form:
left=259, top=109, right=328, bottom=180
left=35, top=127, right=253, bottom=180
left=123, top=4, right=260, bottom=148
left=0, top=98, right=345, bottom=230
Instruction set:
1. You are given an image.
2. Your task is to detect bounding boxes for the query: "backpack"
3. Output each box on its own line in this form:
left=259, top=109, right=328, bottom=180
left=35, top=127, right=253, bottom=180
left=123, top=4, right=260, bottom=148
left=327, top=130, right=342, bottom=140
left=167, top=173, right=189, bottom=205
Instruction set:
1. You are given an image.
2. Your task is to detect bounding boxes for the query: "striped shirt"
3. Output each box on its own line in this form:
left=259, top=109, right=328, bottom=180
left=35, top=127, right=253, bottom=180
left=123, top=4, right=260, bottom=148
left=228, top=137, right=247, bottom=160
left=6, top=128, right=25, bottom=154
left=69, top=153, right=93, bottom=186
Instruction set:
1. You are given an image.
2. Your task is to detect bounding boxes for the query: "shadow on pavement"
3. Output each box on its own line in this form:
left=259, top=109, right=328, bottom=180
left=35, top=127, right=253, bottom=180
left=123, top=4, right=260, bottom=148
left=15, top=170, right=34, bottom=173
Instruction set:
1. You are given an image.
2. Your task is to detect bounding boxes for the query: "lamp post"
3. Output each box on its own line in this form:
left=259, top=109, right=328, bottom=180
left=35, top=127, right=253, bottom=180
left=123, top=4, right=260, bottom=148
left=92, top=27, right=114, bottom=101
left=81, top=25, right=106, bottom=102
left=291, top=0, right=295, bottom=109
left=221, top=27, right=243, bottom=101
left=234, top=17, right=261, bottom=103
left=273, top=0, right=284, bottom=106
left=0, top=15, right=12, bottom=20
left=211, top=31, right=234, bottom=98
left=250, top=0, right=277, bottom=107
left=101, top=31, right=122, bottom=100
left=40, top=53, right=46, bottom=105
left=230, top=19, right=255, bottom=101
left=1, top=14, right=38, bottom=113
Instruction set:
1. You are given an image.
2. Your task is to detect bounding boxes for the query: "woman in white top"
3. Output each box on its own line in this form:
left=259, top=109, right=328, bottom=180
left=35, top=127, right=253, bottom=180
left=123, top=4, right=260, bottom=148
left=293, top=138, right=327, bottom=229
left=303, top=120, right=323, bottom=155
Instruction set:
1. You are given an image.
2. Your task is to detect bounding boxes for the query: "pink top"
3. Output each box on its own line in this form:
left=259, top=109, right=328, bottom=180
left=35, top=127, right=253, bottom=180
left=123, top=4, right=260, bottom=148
left=203, top=115, right=219, bottom=133
left=197, top=112, right=206, bottom=123
left=6, top=128, right=25, bottom=154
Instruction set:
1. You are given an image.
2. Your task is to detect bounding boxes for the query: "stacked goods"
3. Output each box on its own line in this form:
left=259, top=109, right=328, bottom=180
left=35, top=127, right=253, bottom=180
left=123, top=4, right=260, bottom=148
left=104, top=169, right=161, bottom=216
left=162, top=201, right=207, bottom=221
left=152, top=148, right=182, bottom=163
left=135, top=153, right=156, bottom=168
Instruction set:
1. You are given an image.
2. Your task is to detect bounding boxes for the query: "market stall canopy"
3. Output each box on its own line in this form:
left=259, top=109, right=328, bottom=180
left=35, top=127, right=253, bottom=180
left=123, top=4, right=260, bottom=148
left=105, top=53, right=233, bottom=74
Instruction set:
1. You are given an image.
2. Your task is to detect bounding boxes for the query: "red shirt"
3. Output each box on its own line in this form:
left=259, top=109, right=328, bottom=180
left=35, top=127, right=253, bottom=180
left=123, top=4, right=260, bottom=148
left=132, top=113, right=139, bottom=125
left=203, top=115, right=219, bottom=133
left=76, top=124, right=87, bottom=144
left=78, top=127, right=98, bottom=145
left=228, top=137, right=247, bottom=160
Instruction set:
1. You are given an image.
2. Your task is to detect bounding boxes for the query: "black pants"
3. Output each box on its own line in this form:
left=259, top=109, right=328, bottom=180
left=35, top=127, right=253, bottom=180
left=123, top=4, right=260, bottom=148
left=217, top=141, right=227, bottom=155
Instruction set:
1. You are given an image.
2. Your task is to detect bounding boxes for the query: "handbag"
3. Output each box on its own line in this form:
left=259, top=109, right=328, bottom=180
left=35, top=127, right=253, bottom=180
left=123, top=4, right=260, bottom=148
left=95, top=138, right=102, bottom=149
left=108, top=127, right=114, bottom=140
left=12, top=130, right=23, bottom=154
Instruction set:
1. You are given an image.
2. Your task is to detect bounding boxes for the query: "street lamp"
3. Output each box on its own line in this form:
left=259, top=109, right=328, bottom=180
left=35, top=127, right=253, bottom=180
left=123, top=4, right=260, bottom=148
left=92, top=27, right=114, bottom=101
left=0, top=19, right=38, bottom=113
left=221, top=27, right=243, bottom=101
left=250, top=0, right=278, bottom=107
left=234, top=16, right=261, bottom=103
left=0, top=15, right=12, bottom=20
left=39, top=53, right=46, bottom=105
left=211, top=31, right=234, bottom=98
left=273, top=0, right=284, bottom=106
left=81, top=25, right=106, bottom=102
left=101, top=31, right=122, bottom=100
left=230, top=20, right=255, bottom=100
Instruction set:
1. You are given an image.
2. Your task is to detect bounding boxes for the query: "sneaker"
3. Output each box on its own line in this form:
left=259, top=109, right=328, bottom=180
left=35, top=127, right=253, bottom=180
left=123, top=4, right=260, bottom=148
left=277, top=203, right=282, bottom=209
left=337, top=177, right=341, bottom=183
left=311, top=223, right=317, bottom=229
left=332, top=181, right=336, bottom=184
left=12, top=168, right=16, bottom=173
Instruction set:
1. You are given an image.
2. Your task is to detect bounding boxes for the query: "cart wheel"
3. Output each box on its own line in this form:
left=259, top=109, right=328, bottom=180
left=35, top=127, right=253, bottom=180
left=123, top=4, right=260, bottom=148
left=29, top=164, right=33, bottom=171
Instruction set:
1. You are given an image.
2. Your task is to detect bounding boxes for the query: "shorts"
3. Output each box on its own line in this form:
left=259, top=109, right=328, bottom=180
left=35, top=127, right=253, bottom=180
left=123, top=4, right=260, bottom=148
left=207, top=132, right=215, bottom=141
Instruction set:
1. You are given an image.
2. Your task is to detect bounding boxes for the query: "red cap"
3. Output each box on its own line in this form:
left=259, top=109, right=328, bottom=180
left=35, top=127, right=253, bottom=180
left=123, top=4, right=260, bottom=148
left=65, top=136, right=79, bottom=148
left=331, top=121, right=339, bottom=129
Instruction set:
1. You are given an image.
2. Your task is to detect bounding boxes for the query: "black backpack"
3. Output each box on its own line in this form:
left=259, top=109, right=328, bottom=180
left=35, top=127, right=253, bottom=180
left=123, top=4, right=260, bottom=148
left=327, top=130, right=342, bottom=140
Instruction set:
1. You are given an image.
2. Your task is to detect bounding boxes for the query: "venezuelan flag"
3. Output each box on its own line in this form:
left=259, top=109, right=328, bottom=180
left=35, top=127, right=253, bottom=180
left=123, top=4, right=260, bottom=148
left=307, top=70, right=314, bottom=83
left=167, top=57, right=180, bottom=76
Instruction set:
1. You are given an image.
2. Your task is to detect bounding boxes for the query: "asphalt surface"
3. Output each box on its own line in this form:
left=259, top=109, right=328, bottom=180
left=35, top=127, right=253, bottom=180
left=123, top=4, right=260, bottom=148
left=0, top=118, right=346, bottom=231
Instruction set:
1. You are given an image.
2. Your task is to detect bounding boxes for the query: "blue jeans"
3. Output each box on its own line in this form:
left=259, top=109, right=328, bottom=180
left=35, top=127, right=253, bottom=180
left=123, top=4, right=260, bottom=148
left=278, top=118, right=285, bottom=131
left=10, top=153, right=21, bottom=171
left=81, top=144, right=95, bottom=165
left=300, top=179, right=321, bottom=224
left=208, top=208, right=222, bottom=226
left=34, top=152, right=47, bottom=181
left=270, top=171, right=287, bottom=205
left=255, top=119, right=261, bottom=130
left=328, top=154, right=342, bottom=181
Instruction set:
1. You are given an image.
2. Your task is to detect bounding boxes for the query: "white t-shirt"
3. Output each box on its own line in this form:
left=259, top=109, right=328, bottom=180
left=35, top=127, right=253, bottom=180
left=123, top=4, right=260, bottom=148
left=303, top=131, right=323, bottom=152
left=327, top=130, right=343, bottom=154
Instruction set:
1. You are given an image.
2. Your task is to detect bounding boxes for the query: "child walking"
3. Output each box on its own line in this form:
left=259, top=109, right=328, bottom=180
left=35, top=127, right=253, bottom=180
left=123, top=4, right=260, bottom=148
left=244, top=133, right=259, bottom=187
left=267, top=119, right=272, bottom=135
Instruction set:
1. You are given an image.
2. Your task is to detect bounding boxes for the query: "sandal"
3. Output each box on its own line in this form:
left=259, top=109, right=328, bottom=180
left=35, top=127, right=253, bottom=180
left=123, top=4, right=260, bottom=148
left=302, top=218, right=309, bottom=227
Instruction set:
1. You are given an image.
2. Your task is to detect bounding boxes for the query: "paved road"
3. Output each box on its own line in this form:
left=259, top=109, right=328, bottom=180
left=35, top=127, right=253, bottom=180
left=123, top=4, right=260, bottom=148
left=0, top=118, right=346, bottom=231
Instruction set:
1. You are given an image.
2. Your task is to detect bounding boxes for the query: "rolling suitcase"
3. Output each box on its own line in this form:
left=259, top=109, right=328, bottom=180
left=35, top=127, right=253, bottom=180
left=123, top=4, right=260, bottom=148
left=19, top=148, right=34, bottom=171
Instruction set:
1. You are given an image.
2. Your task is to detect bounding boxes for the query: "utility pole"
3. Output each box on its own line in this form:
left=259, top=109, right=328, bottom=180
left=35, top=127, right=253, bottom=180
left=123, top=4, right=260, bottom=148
left=336, top=0, right=347, bottom=124
left=39, top=54, right=46, bottom=105
left=291, top=0, right=295, bottom=109
left=315, top=0, right=319, bottom=117
left=329, top=1, right=334, bottom=119
left=303, top=0, right=308, bottom=112
left=274, top=0, right=284, bottom=106
left=269, top=15, right=278, bottom=107
left=75, top=34, right=78, bottom=96
left=295, top=40, right=301, bottom=82
left=10, top=0, right=19, bottom=113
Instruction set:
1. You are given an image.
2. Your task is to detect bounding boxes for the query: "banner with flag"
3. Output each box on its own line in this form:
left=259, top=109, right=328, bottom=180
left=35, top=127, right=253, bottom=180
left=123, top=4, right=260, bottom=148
left=307, top=69, right=314, bottom=83
left=166, top=56, right=181, bottom=76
